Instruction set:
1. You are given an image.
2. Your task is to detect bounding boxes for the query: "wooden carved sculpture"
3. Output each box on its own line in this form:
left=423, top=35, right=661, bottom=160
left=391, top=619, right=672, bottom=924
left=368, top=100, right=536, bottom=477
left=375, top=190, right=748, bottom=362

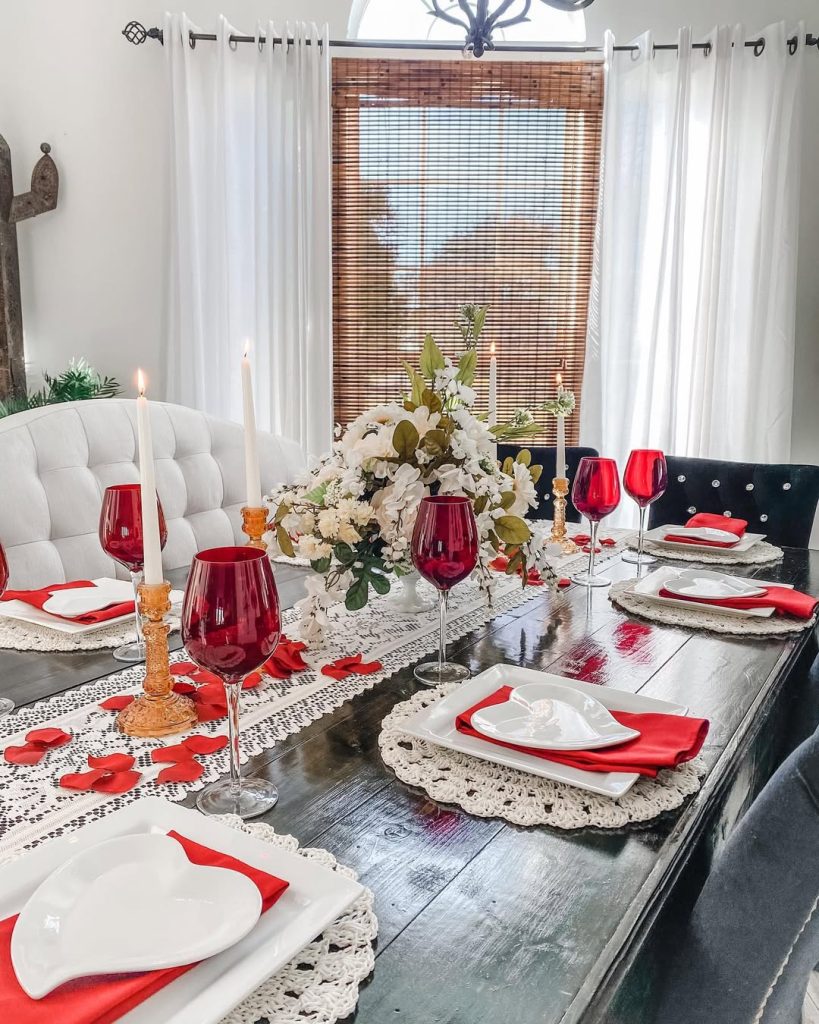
left=0, top=137, right=59, bottom=401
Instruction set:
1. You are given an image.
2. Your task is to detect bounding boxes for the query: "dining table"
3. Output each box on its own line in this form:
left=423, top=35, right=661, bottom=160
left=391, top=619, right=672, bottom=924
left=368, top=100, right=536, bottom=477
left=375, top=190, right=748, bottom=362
left=0, top=546, right=817, bottom=1024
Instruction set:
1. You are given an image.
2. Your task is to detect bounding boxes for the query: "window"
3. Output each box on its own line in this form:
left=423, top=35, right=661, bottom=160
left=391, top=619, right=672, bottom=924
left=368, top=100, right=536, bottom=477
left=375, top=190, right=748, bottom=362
left=348, top=0, right=587, bottom=44
left=331, top=59, right=603, bottom=440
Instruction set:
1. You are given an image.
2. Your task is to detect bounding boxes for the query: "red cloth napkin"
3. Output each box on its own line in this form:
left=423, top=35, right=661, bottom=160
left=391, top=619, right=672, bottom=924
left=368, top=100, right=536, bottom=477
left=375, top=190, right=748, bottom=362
left=658, top=585, right=818, bottom=619
left=0, top=831, right=289, bottom=1024
left=455, top=685, right=709, bottom=777
left=664, top=513, right=748, bottom=548
left=0, top=581, right=134, bottom=625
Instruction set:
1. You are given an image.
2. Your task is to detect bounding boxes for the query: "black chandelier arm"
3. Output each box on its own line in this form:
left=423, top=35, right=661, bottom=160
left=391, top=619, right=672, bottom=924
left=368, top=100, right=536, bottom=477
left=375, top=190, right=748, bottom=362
left=427, top=0, right=471, bottom=34
left=540, top=0, right=596, bottom=9
left=493, top=0, right=534, bottom=33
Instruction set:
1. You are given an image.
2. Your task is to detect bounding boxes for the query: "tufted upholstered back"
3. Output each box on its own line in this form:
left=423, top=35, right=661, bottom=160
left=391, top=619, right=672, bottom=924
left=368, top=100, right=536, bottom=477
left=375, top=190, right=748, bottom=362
left=0, top=400, right=306, bottom=588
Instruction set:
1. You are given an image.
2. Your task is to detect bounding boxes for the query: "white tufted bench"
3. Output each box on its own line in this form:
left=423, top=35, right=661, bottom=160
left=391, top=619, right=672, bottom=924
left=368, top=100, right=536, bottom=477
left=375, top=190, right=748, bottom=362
left=0, top=399, right=306, bottom=588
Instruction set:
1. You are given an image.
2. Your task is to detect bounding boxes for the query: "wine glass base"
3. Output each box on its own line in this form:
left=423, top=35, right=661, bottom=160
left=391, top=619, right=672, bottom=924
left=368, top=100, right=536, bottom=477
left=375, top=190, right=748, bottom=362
left=414, top=661, right=471, bottom=686
left=196, top=777, right=279, bottom=819
left=112, top=643, right=146, bottom=664
left=570, top=572, right=611, bottom=588
left=622, top=550, right=657, bottom=565
left=0, top=697, right=14, bottom=716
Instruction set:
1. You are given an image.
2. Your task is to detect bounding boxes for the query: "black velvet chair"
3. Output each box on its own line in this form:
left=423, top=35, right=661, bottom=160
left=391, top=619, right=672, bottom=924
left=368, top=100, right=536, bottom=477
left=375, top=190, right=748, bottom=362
left=496, top=445, right=599, bottom=522
left=647, top=456, right=819, bottom=549
left=652, top=723, right=819, bottom=1024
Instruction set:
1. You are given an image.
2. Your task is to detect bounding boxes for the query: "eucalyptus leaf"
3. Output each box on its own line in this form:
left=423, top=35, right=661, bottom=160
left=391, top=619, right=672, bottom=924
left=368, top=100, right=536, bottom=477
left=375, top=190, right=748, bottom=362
left=515, top=449, right=532, bottom=467
left=392, top=419, right=420, bottom=460
left=494, top=516, right=531, bottom=546
left=456, top=349, right=477, bottom=387
left=276, top=524, right=295, bottom=558
left=420, top=334, right=445, bottom=379
left=530, top=464, right=543, bottom=485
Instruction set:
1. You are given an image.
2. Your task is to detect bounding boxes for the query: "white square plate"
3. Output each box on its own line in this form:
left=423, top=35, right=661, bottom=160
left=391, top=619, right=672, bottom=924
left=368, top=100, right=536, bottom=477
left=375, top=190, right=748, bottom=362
left=0, top=798, right=363, bottom=1024
left=645, top=524, right=766, bottom=554
left=632, top=566, right=792, bottom=619
left=0, top=579, right=183, bottom=635
left=400, top=665, right=689, bottom=799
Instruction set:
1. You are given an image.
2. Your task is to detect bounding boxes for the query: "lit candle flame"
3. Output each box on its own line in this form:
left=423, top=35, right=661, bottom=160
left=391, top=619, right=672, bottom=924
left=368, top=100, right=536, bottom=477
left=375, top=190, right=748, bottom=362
left=490, top=341, right=496, bottom=356
left=137, top=369, right=146, bottom=397
left=556, top=372, right=563, bottom=388
left=243, top=340, right=251, bottom=360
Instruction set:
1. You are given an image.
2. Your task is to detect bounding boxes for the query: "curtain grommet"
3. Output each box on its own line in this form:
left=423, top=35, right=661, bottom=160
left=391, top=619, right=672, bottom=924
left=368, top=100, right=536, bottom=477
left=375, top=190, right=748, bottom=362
left=188, top=30, right=196, bottom=49
left=753, top=38, right=766, bottom=57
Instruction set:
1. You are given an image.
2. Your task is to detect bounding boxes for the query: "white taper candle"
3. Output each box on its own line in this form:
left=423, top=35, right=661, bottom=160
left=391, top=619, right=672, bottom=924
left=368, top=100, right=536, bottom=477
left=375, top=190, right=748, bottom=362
left=556, top=372, right=566, bottom=479
left=488, top=341, right=498, bottom=430
left=136, top=370, right=163, bottom=586
left=242, top=342, right=263, bottom=508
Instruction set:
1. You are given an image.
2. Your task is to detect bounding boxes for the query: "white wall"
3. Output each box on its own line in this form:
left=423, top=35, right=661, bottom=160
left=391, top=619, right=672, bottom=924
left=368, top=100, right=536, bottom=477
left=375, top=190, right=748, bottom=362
left=1, top=0, right=816, bottom=478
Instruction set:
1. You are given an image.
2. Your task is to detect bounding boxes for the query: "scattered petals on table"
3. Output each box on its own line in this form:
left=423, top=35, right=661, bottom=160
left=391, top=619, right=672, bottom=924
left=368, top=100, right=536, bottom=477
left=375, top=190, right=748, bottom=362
left=557, top=578, right=572, bottom=588
left=98, top=694, right=135, bottom=712
left=156, top=759, right=205, bottom=784
left=488, top=555, right=544, bottom=585
left=4, top=727, right=72, bottom=766
left=59, top=752, right=141, bottom=794
left=321, top=653, right=383, bottom=680
left=250, top=636, right=310, bottom=682
left=172, top=680, right=197, bottom=696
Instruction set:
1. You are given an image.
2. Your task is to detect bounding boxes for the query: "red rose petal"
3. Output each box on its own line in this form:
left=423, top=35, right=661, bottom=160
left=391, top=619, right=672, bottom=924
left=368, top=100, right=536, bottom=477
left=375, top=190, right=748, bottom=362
left=92, top=769, right=142, bottom=794
left=192, top=670, right=221, bottom=686
left=242, top=672, right=263, bottom=690
left=355, top=659, right=383, bottom=675
left=184, top=734, right=228, bottom=755
left=88, top=752, right=135, bottom=773
left=600, top=537, right=616, bottom=546
left=171, top=661, right=199, bottom=675
left=156, top=760, right=204, bottom=784
left=263, top=660, right=290, bottom=679
left=59, top=768, right=108, bottom=791
left=26, top=727, right=72, bottom=747
left=194, top=703, right=227, bottom=723
left=195, top=682, right=227, bottom=705
left=151, top=743, right=195, bottom=764
left=172, top=680, right=197, bottom=696
left=5, top=744, right=46, bottom=766
left=558, top=577, right=572, bottom=588
left=99, top=695, right=134, bottom=712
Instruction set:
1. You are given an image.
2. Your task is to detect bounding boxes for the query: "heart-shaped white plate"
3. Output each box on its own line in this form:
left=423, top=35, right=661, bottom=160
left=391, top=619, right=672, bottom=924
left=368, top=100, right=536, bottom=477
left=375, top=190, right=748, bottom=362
left=11, top=833, right=263, bottom=998
left=42, top=579, right=137, bottom=617
left=663, top=569, right=767, bottom=601
left=470, top=682, right=641, bottom=751
left=662, top=526, right=741, bottom=545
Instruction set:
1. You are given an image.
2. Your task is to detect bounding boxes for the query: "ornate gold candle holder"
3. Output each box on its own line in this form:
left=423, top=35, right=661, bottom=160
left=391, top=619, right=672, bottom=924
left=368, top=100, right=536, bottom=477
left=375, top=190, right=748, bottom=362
left=116, top=581, right=197, bottom=738
left=550, top=477, right=578, bottom=554
left=241, top=506, right=269, bottom=550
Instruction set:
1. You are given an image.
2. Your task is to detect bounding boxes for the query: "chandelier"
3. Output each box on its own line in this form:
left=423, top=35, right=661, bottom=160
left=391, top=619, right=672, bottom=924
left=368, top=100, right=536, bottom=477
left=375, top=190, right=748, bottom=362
left=428, top=0, right=595, bottom=56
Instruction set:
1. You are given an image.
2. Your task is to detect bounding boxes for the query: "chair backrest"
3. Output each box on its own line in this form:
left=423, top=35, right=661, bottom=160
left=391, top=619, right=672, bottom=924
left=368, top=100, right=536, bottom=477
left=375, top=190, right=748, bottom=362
left=647, top=456, right=819, bottom=548
left=0, top=399, right=306, bottom=588
left=496, top=445, right=600, bottom=522
left=652, top=725, right=819, bottom=1024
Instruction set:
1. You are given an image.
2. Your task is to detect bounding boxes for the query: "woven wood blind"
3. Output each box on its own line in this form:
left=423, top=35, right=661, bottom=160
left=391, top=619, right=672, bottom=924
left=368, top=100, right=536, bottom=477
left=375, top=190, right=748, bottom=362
left=331, top=58, right=604, bottom=442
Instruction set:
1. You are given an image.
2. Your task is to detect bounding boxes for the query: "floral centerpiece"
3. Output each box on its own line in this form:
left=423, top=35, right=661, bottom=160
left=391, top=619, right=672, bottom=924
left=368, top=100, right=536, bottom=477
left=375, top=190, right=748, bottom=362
left=267, top=307, right=557, bottom=641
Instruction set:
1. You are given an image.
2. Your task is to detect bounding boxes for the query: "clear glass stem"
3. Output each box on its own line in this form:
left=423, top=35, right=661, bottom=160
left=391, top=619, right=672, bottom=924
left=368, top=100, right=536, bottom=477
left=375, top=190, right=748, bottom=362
left=637, top=506, right=647, bottom=562
left=225, top=680, right=242, bottom=798
left=130, top=569, right=144, bottom=656
left=438, top=590, right=448, bottom=672
left=588, top=520, right=599, bottom=579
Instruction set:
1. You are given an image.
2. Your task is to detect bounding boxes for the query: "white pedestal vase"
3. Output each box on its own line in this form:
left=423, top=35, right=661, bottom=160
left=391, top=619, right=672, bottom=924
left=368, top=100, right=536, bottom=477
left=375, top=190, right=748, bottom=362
left=387, top=570, right=434, bottom=615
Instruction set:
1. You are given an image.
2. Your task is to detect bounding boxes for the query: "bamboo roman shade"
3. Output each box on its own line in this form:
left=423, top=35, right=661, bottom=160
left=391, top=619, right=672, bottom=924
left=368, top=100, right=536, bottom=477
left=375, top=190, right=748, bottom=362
left=331, top=58, right=603, bottom=441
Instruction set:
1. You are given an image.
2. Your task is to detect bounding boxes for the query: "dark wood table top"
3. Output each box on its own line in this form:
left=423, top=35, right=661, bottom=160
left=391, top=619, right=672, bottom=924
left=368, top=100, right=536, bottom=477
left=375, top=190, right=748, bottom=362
left=1, top=549, right=817, bottom=1024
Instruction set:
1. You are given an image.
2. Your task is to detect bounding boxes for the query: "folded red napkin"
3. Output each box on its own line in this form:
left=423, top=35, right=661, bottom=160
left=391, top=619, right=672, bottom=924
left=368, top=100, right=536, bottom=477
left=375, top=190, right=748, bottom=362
left=664, top=513, right=748, bottom=548
left=0, top=581, right=134, bottom=625
left=658, top=585, right=818, bottom=619
left=0, top=831, right=289, bottom=1024
left=456, top=685, right=709, bottom=777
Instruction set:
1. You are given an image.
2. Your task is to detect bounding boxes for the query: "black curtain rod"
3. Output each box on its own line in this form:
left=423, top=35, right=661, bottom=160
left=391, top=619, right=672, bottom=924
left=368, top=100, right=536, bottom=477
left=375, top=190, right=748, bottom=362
left=123, top=21, right=819, bottom=58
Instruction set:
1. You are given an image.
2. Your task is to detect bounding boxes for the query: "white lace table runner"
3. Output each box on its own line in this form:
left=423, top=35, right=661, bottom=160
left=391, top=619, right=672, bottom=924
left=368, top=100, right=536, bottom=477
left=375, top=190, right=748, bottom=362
left=626, top=536, right=784, bottom=566
left=0, top=537, right=628, bottom=859
left=609, top=579, right=817, bottom=637
left=218, top=817, right=377, bottom=1024
left=378, top=685, right=706, bottom=829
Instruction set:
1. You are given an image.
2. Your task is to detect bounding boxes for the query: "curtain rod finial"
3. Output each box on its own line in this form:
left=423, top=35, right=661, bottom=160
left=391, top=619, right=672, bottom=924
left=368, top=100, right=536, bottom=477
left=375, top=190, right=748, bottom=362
left=122, top=21, right=164, bottom=46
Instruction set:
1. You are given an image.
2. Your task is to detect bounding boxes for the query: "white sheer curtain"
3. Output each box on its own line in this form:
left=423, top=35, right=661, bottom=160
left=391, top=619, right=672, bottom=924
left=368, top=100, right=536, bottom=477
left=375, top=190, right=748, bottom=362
left=582, top=23, right=805, bottom=498
left=164, top=13, right=333, bottom=456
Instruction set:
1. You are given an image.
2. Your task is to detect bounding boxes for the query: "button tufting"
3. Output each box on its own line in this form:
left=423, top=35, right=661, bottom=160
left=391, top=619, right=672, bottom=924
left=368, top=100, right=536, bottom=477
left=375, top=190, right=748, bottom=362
left=677, top=474, right=686, bottom=482
left=746, top=483, right=754, bottom=491
left=783, top=482, right=791, bottom=490
left=687, top=506, right=697, bottom=514
left=712, top=480, right=720, bottom=487
left=724, top=511, right=732, bottom=517
left=760, top=514, right=768, bottom=522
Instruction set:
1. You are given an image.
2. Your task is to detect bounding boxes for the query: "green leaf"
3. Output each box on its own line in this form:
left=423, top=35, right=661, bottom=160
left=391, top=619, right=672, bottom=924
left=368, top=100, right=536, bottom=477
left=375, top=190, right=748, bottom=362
left=420, top=334, right=445, bottom=380
left=276, top=524, right=295, bottom=558
left=473, top=494, right=488, bottom=514
left=530, top=464, right=543, bottom=485
left=369, top=572, right=391, bottom=596
left=403, top=361, right=426, bottom=406
left=515, top=449, right=532, bottom=467
left=345, top=576, right=370, bottom=612
left=333, top=542, right=356, bottom=565
left=302, top=482, right=328, bottom=506
left=456, top=349, right=477, bottom=386
left=498, top=491, right=516, bottom=510
left=493, top=516, right=531, bottom=546
left=274, top=502, right=291, bottom=524
left=501, top=456, right=514, bottom=476
left=422, top=428, right=447, bottom=456
left=310, top=556, right=331, bottom=574
left=488, top=530, right=501, bottom=552
left=392, top=419, right=420, bottom=460
left=420, top=389, right=443, bottom=415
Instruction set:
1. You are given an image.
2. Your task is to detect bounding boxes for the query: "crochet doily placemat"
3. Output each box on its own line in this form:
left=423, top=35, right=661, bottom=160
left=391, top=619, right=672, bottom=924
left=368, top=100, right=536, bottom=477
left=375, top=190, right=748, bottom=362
left=626, top=536, right=784, bottom=566
left=379, top=684, right=706, bottom=830
left=0, top=616, right=180, bottom=653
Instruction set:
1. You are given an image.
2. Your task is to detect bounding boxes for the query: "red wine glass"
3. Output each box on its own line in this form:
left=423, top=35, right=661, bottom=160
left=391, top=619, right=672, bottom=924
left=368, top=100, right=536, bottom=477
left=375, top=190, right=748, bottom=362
left=0, top=543, right=12, bottom=714
left=571, top=458, right=621, bottom=588
left=182, top=546, right=281, bottom=818
left=411, top=496, right=479, bottom=685
left=99, top=484, right=168, bottom=663
left=622, top=450, right=668, bottom=568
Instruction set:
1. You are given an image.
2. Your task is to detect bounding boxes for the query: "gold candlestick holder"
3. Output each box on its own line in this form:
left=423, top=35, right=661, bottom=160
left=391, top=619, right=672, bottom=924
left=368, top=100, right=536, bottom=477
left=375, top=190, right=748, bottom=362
left=550, top=477, right=578, bottom=554
left=116, top=581, right=197, bottom=738
left=241, top=506, right=269, bottom=550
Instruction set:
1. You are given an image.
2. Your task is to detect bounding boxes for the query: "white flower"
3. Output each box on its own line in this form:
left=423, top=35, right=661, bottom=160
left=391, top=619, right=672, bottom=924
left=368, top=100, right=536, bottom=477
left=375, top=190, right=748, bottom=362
left=436, top=463, right=472, bottom=495
left=296, top=535, right=332, bottom=561
left=507, top=461, right=538, bottom=517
